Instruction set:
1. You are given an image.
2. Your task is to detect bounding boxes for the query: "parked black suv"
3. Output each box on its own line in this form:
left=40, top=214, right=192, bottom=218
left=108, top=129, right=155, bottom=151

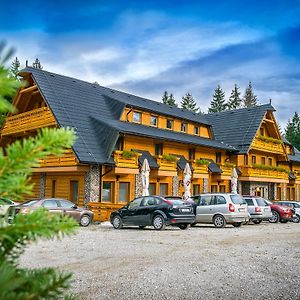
left=110, top=196, right=195, bottom=230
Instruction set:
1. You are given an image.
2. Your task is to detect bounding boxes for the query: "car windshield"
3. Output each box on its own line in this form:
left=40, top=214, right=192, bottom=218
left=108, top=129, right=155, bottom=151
left=230, top=195, right=246, bottom=204
left=293, top=202, right=300, bottom=208
left=21, top=200, right=39, bottom=207
left=256, top=197, right=268, bottom=206
left=264, top=199, right=272, bottom=205
left=165, top=199, right=185, bottom=205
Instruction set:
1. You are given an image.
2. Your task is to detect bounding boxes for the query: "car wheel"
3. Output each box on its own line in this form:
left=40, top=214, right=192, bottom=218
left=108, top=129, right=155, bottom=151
left=213, top=215, right=226, bottom=228
left=80, top=214, right=91, bottom=227
left=178, top=224, right=189, bottom=230
left=112, top=215, right=123, bottom=229
left=253, top=220, right=262, bottom=224
left=269, top=210, right=280, bottom=223
left=232, top=222, right=242, bottom=227
left=292, top=214, right=300, bottom=223
left=152, top=215, right=166, bottom=230
left=139, top=226, right=146, bottom=229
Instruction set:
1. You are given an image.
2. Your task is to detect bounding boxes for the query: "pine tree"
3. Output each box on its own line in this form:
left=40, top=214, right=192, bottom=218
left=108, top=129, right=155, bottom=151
left=285, top=112, right=300, bottom=151
left=32, top=58, right=43, bottom=69
left=227, top=84, right=242, bottom=110
left=243, top=81, right=258, bottom=107
left=180, top=92, right=199, bottom=112
left=9, top=57, right=21, bottom=80
left=162, top=91, right=177, bottom=106
left=208, top=85, right=226, bottom=113
left=0, top=43, right=77, bottom=299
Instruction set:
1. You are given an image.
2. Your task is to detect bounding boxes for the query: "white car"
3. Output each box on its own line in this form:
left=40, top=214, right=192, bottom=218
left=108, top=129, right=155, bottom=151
left=190, top=193, right=249, bottom=228
left=243, top=196, right=272, bottom=224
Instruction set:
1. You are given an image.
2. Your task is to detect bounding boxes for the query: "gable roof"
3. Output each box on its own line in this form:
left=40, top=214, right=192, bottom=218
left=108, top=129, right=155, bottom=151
left=20, top=67, right=231, bottom=164
left=205, top=104, right=275, bottom=153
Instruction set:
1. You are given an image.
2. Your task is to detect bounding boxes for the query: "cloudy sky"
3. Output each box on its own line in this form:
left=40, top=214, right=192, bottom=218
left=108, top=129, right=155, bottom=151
left=1, top=0, right=300, bottom=126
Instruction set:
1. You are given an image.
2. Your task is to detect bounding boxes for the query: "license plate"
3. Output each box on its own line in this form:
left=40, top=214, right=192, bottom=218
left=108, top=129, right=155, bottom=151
left=181, top=208, right=190, bottom=213
left=238, top=208, right=245, bottom=212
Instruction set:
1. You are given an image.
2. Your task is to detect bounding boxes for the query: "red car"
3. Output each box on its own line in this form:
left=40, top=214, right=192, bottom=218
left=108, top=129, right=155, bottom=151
left=264, top=199, right=294, bottom=223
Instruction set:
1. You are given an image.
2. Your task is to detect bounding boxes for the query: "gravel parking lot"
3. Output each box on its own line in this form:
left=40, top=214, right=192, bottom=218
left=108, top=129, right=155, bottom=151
left=21, top=222, right=300, bottom=300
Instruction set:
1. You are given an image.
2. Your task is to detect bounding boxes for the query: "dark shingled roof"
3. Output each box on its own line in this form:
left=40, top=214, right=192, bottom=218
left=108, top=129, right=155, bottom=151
left=205, top=104, right=275, bottom=153
left=136, top=151, right=159, bottom=169
left=20, top=67, right=230, bottom=164
left=208, top=162, right=222, bottom=173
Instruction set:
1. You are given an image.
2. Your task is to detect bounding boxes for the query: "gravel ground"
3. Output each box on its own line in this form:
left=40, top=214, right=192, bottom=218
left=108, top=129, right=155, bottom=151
left=20, top=222, right=300, bottom=300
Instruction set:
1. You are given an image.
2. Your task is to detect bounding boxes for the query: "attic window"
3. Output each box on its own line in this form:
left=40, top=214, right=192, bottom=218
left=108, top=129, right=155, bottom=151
left=133, top=111, right=141, bottom=123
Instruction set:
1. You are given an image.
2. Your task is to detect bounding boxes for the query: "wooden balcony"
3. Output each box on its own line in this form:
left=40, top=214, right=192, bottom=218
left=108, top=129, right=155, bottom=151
left=39, top=150, right=78, bottom=167
left=154, top=155, right=178, bottom=177
left=113, top=150, right=141, bottom=174
left=1, top=107, right=57, bottom=136
left=220, top=164, right=234, bottom=176
left=190, top=161, right=208, bottom=178
left=239, top=166, right=288, bottom=181
left=251, top=137, right=284, bottom=154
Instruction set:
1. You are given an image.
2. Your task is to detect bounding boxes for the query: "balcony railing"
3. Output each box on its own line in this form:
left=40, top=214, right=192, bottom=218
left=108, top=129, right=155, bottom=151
left=39, top=150, right=78, bottom=167
left=156, top=155, right=178, bottom=171
left=1, top=107, right=57, bottom=136
left=251, top=137, right=284, bottom=154
left=113, top=150, right=140, bottom=169
left=239, top=166, right=288, bottom=180
left=190, top=161, right=208, bottom=175
left=219, top=164, right=234, bottom=176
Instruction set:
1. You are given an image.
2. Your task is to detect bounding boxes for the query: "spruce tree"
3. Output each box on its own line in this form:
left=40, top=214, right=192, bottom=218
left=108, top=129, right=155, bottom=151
left=227, top=84, right=242, bottom=110
left=208, top=85, right=226, bottom=113
left=10, top=57, right=20, bottom=80
left=243, top=81, right=258, bottom=107
left=162, top=91, right=177, bottom=106
left=0, top=43, right=77, bottom=299
left=32, top=58, right=43, bottom=69
left=285, top=112, right=300, bottom=151
left=180, top=92, right=199, bottom=112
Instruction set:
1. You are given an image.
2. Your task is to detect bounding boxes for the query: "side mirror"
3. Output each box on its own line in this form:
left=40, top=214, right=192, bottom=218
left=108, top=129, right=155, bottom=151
left=72, top=205, right=78, bottom=209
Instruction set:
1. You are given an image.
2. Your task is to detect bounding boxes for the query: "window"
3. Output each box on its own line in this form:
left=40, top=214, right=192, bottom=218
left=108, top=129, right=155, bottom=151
left=212, top=195, right=226, bottom=205
left=43, top=200, right=58, bottom=208
left=159, top=183, right=168, bottom=195
left=70, top=180, right=79, bottom=204
left=150, top=116, right=158, bottom=127
left=268, top=158, right=273, bottom=166
left=181, top=122, right=187, bottom=132
left=261, top=157, right=266, bottom=165
left=128, top=197, right=143, bottom=209
left=276, top=187, right=282, bottom=200
left=102, top=181, right=114, bottom=202
left=199, top=195, right=213, bottom=206
left=189, top=148, right=196, bottom=160
left=193, top=184, right=200, bottom=195
left=133, top=111, right=141, bottom=123
left=244, top=155, right=248, bottom=165
left=115, top=136, right=124, bottom=151
left=166, top=119, right=173, bottom=129
left=149, top=183, right=156, bottom=195
left=260, top=128, right=264, bottom=136
left=51, top=180, right=56, bottom=198
left=219, top=185, right=226, bottom=193
left=141, top=196, right=158, bottom=206
left=59, top=200, right=74, bottom=208
left=245, top=198, right=254, bottom=206
left=216, top=152, right=221, bottom=164
left=211, top=185, right=218, bottom=193
left=230, top=195, right=246, bottom=204
left=155, top=143, right=163, bottom=156
left=251, top=155, right=256, bottom=165
left=118, top=182, right=130, bottom=203
left=194, top=126, right=199, bottom=135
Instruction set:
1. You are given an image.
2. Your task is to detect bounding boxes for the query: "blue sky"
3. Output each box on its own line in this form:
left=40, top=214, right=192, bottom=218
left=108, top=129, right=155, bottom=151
left=1, top=0, right=300, bottom=126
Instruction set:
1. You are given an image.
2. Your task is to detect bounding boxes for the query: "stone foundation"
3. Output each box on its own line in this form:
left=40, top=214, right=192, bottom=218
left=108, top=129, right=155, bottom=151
left=40, top=173, right=46, bottom=198
left=172, top=176, right=179, bottom=196
left=135, top=173, right=143, bottom=197
left=203, top=178, right=209, bottom=193
left=84, top=165, right=100, bottom=204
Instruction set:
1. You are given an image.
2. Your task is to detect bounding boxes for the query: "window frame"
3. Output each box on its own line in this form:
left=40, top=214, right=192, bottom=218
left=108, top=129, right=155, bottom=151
left=194, top=126, right=199, bottom=135
left=166, top=119, right=174, bottom=130
left=102, top=181, right=114, bottom=203
left=118, top=182, right=130, bottom=203
left=133, top=111, right=142, bottom=123
left=181, top=122, right=187, bottom=132
left=150, top=115, right=158, bottom=127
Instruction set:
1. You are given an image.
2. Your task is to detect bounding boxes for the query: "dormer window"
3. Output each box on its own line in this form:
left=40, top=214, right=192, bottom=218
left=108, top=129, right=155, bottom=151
left=133, top=112, right=141, bottom=123
left=166, top=119, right=173, bottom=130
left=181, top=122, right=187, bottom=132
left=150, top=115, right=158, bottom=127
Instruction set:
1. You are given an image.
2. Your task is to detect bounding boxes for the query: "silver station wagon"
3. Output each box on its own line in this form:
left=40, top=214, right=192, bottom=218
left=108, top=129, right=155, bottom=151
left=190, top=193, right=249, bottom=228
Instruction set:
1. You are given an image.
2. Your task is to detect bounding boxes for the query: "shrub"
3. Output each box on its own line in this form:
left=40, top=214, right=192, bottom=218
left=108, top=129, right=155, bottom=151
left=195, top=159, right=210, bottom=165
left=162, top=154, right=177, bottom=162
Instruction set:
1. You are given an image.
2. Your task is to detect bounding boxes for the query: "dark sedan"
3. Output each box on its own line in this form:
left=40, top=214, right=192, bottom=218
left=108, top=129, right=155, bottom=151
left=110, top=196, right=195, bottom=230
left=7, top=198, right=94, bottom=226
